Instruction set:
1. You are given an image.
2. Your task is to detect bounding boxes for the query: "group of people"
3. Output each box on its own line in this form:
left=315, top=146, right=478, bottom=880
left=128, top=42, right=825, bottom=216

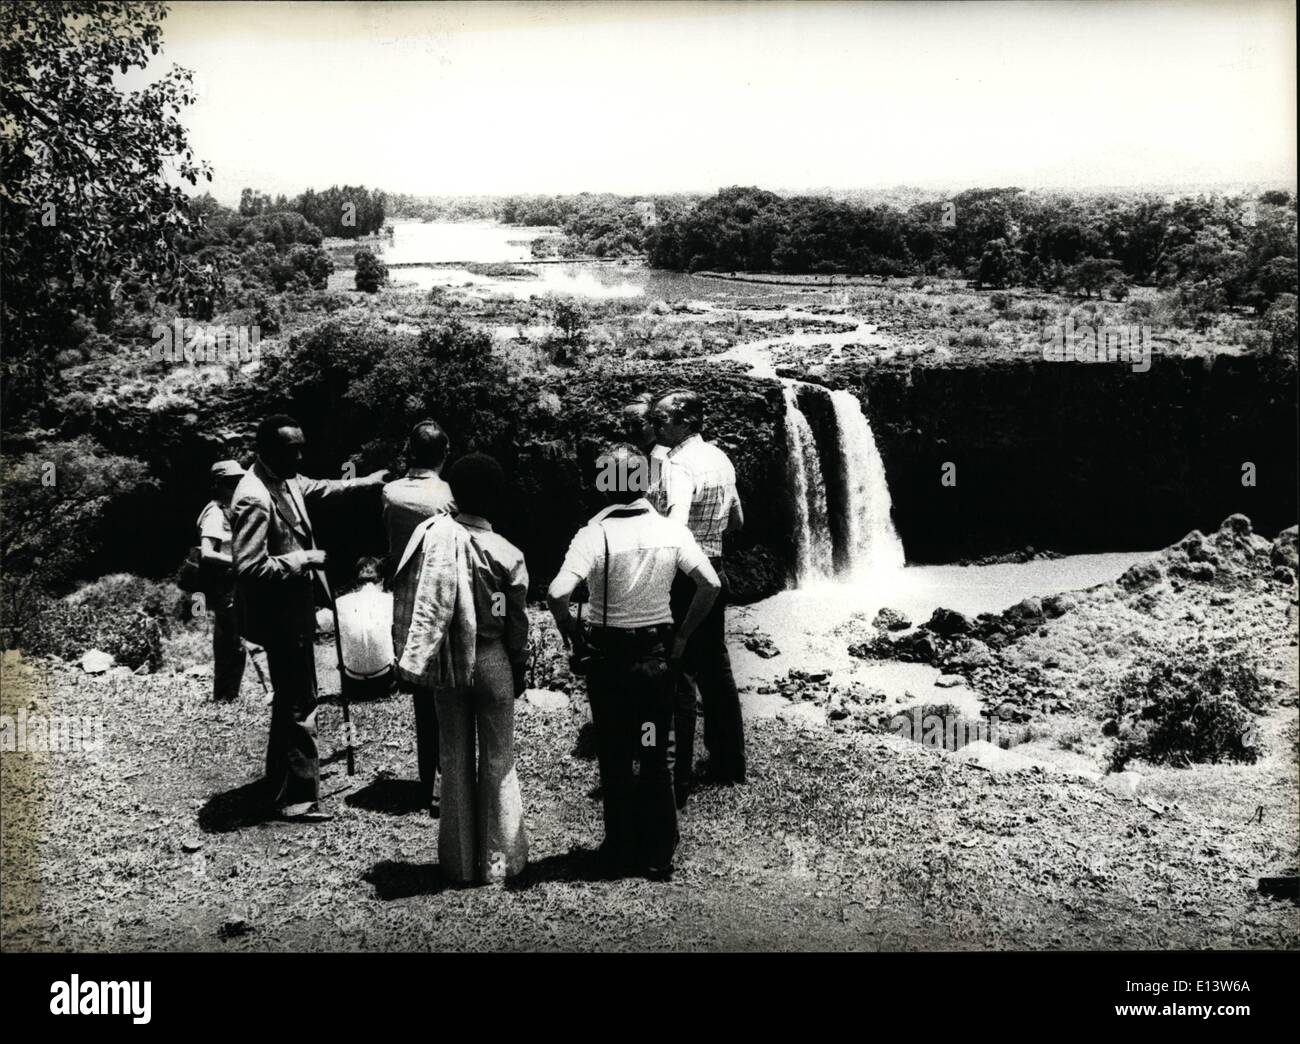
left=194, top=389, right=745, bottom=884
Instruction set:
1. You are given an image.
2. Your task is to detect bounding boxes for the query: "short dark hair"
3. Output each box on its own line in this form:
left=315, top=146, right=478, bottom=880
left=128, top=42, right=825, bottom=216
left=352, top=556, right=385, bottom=588
left=621, top=401, right=650, bottom=434
left=655, top=389, right=703, bottom=432
left=447, top=453, right=507, bottom=521
left=599, top=442, right=648, bottom=505
left=256, top=413, right=301, bottom=455
left=407, top=420, right=449, bottom=469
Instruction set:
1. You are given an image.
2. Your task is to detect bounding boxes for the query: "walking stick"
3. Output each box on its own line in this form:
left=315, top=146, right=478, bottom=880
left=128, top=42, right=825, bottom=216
left=243, top=638, right=270, bottom=697
left=324, top=583, right=356, bottom=777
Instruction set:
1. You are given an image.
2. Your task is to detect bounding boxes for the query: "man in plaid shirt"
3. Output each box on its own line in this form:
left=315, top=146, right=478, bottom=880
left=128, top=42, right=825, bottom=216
left=652, top=390, right=746, bottom=807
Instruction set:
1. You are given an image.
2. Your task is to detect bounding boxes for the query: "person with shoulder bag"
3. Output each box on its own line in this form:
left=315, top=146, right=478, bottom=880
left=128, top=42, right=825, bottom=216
left=548, top=442, right=719, bottom=880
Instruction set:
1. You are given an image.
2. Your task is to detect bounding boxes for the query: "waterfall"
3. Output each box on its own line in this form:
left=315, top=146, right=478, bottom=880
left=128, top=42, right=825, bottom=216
left=828, top=389, right=906, bottom=577
left=783, top=383, right=904, bottom=586
left=782, top=385, right=834, bottom=583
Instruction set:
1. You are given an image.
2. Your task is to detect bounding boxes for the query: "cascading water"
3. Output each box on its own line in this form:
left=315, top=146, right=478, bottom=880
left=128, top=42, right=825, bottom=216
left=783, top=385, right=834, bottom=584
left=782, top=383, right=905, bottom=586
left=828, top=389, right=906, bottom=577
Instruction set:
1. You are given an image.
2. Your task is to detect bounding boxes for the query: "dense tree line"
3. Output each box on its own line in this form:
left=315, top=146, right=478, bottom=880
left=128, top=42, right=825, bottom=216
left=386, top=194, right=501, bottom=222
left=237, top=184, right=387, bottom=238
left=647, top=186, right=1298, bottom=313
left=500, top=193, right=697, bottom=258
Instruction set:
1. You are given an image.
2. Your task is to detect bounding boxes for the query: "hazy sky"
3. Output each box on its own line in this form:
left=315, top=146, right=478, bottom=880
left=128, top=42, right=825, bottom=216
left=148, top=0, right=1297, bottom=203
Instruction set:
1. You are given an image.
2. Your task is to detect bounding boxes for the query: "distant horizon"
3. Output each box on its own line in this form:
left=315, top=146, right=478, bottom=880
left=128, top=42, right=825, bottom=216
left=208, top=179, right=1300, bottom=211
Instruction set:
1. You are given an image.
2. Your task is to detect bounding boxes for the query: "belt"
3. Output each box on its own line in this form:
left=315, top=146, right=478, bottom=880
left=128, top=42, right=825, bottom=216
left=586, top=623, right=673, bottom=645
left=343, top=663, right=394, bottom=682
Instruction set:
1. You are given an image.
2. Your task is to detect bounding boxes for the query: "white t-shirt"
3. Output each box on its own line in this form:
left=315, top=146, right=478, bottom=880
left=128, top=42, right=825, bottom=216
left=558, top=499, right=715, bottom=629
left=198, top=501, right=231, bottom=553
left=335, top=584, right=394, bottom=678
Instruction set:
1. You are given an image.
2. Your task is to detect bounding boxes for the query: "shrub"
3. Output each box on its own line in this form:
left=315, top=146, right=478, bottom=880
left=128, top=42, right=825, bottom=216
left=354, top=248, right=387, bottom=293
left=13, top=588, right=167, bottom=671
left=1108, top=645, right=1269, bottom=770
left=0, top=438, right=154, bottom=634
left=1263, top=293, right=1297, bottom=358
left=286, top=245, right=334, bottom=290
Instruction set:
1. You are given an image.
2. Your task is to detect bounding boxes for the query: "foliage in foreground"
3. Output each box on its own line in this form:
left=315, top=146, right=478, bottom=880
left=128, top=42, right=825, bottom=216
left=0, top=0, right=212, bottom=417
left=2, top=574, right=183, bottom=671
left=1108, top=645, right=1270, bottom=770
left=0, top=437, right=155, bottom=635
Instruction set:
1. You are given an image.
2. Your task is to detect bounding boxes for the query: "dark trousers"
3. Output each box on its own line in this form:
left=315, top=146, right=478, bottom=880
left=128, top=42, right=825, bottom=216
left=410, top=684, right=440, bottom=801
left=668, top=562, right=745, bottom=796
left=586, top=629, right=678, bottom=871
left=342, top=666, right=395, bottom=703
left=264, top=636, right=320, bottom=809
left=212, top=590, right=246, bottom=702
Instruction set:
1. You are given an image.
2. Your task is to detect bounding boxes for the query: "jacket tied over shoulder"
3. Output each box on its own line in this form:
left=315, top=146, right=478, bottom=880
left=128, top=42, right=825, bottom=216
left=392, top=514, right=477, bottom=688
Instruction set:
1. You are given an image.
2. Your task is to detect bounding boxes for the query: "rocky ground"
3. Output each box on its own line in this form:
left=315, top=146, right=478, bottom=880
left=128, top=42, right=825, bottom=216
left=2, top=517, right=1296, bottom=951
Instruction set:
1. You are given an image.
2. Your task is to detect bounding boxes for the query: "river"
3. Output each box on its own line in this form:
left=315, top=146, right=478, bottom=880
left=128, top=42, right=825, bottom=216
left=381, top=220, right=836, bottom=303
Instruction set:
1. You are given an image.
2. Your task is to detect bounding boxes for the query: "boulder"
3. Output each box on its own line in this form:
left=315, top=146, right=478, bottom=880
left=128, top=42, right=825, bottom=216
left=872, top=607, right=912, bottom=632
left=1005, top=596, right=1045, bottom=627
left=1271, top=525, right=1299, bottom=572
left=1219, top=513, right=1253, bottom=538
left=522, top=688, right=570, bottom=713
left=926, top=607, right=972, bottom=638
left=79, top=649, right=114, bottom=674
left=1041, top=592, right=1078, bottom=619
left=1119, top=559, right=1164, bottom=592
left=942, top=638, right=995, bottom=670
left=1178, top=530, right=1217, bottom=563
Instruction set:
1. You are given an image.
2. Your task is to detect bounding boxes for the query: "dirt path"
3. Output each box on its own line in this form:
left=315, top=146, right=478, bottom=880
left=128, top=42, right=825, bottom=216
left=3, top=642, right=1295, bottom=951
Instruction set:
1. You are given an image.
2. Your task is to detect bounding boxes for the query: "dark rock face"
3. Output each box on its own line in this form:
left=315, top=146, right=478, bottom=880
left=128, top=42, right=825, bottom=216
left=836, top=356, right=1299, bottom=562
left=44, top=336, right=1296, bottom=608
left=1272, top=525, right=1299, bottom=572
left=926, top=607, right=973, bottom=637
left=56, top=359, right=797, bottom=604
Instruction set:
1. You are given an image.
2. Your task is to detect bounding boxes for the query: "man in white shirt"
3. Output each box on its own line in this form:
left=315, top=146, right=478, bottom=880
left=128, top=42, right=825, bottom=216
left=198, top=459, right=246, bottom=702
left=548, top=443, right=720, bottom=879
left=334, top=557, right=395, bottom=701
left=652, top=390, right=747, bottom=805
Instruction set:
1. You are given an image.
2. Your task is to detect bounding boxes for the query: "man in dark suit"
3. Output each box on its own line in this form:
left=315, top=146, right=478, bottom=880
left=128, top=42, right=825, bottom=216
left=232, top=414, right=388, bottom=822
